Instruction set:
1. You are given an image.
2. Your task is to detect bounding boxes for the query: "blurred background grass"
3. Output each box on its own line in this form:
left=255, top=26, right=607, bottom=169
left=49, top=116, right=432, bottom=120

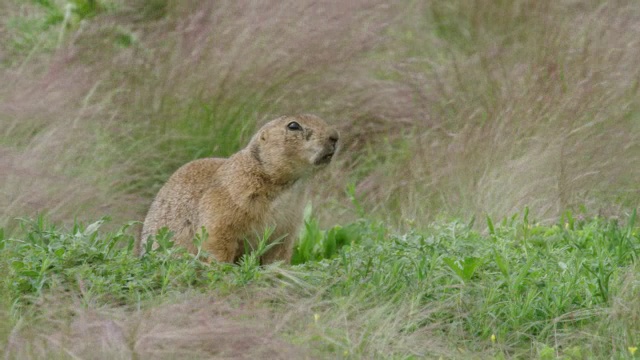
left=1, top=0, right=639, bottom=233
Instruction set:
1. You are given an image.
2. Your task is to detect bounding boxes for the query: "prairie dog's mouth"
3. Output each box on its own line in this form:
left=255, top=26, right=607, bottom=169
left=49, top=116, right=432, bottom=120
left=314, top=149, right=335, bottom=165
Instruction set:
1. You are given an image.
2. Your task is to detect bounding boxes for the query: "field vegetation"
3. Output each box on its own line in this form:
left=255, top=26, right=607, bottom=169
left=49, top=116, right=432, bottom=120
left=1, top=0, right=639, bottom=358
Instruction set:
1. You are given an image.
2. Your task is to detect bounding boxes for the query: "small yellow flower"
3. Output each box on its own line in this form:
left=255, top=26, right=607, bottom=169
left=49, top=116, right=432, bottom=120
left=343, top=350, right=349, bottom=356
left=629, top=346, right=637, bottom=355
left=491, top=334, right=496, bottom=343
left=314, top=313, right=320, bottom=323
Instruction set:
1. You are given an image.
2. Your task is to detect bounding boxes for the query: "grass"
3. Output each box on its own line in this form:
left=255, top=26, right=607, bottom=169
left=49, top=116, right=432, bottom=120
left=2, top=1, right=639, bottom=229
left=2, top=0, right=640, bottom=358
left=359, top=0, right=640, bottom=224
left=1, top=210, right=639, bottom=358
left=0, top=0, right=121, bottom=68
left=1, top=0, right=390, bottom=231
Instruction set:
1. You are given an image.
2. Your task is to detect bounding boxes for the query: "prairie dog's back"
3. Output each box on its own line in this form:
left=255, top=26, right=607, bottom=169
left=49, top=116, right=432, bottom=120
left=140, top=158, right=225, bottom=252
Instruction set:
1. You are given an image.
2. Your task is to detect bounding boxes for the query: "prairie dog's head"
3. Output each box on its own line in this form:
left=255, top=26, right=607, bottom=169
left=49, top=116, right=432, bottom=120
left=249, top=114, right=339, bottom=180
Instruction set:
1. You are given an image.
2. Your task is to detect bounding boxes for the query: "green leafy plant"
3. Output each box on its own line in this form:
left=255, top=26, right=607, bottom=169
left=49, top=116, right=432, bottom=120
left=443, top=256, right=482, bottom=282
left=291, top=204, right=359, bottom=265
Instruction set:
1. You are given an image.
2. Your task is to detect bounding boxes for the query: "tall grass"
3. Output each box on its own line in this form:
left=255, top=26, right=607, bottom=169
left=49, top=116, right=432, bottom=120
left=2, top=1, right=638, bottom=229
left=360, top=0, right=640, bottom=224
left=0, top=0, right=393, bottom=231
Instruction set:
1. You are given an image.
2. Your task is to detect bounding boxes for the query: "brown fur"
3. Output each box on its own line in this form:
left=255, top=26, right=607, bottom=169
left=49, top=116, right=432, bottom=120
left=139, top=114, right=339, bottom=263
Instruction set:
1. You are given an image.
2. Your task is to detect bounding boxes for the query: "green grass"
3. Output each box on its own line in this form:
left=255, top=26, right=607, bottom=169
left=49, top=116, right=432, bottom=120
left=2, top=209, right=639, bottom=358
left=0, top=0, right=120, bottom=68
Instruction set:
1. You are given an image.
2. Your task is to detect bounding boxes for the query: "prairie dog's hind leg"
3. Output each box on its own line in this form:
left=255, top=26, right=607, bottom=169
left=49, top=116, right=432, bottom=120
left=202, top=231, right=240, bottom=263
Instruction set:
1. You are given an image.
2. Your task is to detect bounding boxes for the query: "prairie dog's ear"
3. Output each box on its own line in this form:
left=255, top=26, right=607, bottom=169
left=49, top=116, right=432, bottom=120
left=260, top=131, right=267, bottom=141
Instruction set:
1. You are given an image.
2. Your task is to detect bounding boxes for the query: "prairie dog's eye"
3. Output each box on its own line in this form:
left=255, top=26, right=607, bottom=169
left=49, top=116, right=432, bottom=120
left=287, top=121, right=302, bottom=131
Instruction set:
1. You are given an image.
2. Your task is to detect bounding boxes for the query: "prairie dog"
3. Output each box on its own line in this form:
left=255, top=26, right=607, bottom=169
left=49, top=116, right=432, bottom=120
left=140, top=114, right=339, bottom=263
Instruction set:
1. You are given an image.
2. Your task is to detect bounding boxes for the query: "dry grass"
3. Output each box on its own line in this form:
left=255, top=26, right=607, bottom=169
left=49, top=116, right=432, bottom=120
left=266, top=285, right=454, bottom=358
left=0, top=0, right=400, bottom=231
left=3, top=275, right=458, bottom=359
left=357, top=0, right=640, bottom=224
left=4, top=1, right=637, bottom=230
left=4, top=294, right=306, bottom=359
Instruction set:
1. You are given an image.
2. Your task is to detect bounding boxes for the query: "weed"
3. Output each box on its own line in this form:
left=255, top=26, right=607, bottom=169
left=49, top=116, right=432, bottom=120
left=291, top=203, right=360, bottom=265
